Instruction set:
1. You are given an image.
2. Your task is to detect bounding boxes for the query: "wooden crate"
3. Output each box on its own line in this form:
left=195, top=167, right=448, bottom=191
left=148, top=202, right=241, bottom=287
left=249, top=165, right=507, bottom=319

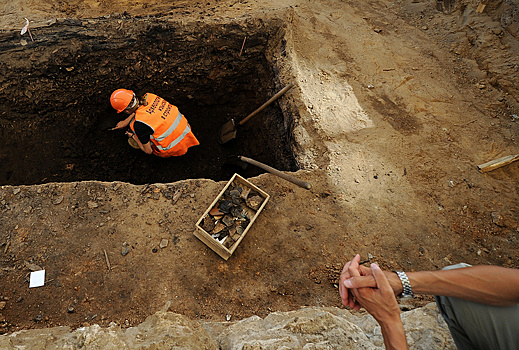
left=194, top=173, right=270, bottom=260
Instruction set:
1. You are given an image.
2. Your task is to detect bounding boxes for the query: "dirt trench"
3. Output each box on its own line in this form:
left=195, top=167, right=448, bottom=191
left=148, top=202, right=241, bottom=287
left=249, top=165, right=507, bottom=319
left=0, top=16, right=298, bottom=186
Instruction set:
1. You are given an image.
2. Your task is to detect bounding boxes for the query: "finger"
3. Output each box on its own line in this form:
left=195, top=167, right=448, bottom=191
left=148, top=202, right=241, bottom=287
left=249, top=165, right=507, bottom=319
left=344, top=275, right=377, bottom=289
left=348, top=254, right=361, bottom=278
left=339, top=277, right=348, bottom=306
left=371, top=263, right=392, bottom=294
left=340, top=264, right=355, bottom=307
left=341, top=256, right=371, bottom=276
left=340, top=291, right=350, bottom=308
left=339, top=278, right=348, bottom=306
left=348, top=289, right=356, bottom=309
left=339, top=261, right=353, bottom=301
left=349, top=287, right=362, bottom=311
left=346, top=255, right=362, bottom=309
left=341, top=260, right=352, bottom=275
left=358, top=264, right=372, bottom=276
left=349, top=289, right=361, bottom=310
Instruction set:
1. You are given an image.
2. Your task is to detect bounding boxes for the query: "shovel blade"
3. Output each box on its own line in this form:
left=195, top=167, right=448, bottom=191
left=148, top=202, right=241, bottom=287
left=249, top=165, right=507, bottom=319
left=218, top=119, right=237, bottom=144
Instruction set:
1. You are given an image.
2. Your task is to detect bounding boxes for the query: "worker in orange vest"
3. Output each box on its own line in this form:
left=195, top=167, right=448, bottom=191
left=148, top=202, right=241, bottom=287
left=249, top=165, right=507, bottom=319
left=110, top=89, right=199, bottom=157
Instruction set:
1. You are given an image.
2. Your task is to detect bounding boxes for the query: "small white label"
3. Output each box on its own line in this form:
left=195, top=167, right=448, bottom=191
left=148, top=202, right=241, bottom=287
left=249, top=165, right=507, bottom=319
left=29, top=270, right=45, bottom=288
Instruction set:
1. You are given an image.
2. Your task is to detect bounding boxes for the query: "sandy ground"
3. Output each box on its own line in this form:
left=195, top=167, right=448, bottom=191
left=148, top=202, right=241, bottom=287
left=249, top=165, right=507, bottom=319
left=0, top=0, right=518, bottom=334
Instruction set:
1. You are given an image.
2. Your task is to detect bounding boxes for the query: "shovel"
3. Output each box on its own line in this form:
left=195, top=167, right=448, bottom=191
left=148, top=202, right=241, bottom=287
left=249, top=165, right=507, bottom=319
left=226, top=155, right=311, bottom=190
left=218, top=83, right=294, bottom=144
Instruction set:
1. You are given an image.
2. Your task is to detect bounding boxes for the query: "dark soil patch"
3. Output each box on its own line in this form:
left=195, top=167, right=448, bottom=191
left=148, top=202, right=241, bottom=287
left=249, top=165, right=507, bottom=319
left=0, top=17, right=297, bottom=186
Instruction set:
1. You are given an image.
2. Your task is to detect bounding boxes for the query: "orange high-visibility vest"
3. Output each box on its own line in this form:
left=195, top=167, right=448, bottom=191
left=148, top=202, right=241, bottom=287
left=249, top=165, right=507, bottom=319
left=130, top=93, right=199, bottom=157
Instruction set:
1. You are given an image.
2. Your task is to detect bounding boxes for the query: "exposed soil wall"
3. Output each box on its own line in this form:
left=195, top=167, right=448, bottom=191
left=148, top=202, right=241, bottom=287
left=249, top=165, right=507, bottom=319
left=0, top=17, right=298, bottom=186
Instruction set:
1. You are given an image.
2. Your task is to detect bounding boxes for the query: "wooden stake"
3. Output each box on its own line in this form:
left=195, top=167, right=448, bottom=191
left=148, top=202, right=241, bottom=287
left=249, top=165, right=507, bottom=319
left=239, top=36, right=247, bottom=56
left=477, top=154, right=519, bottom=172
left=103, top=249, right=111, bottom=270
left=27, top=28, right=34, bottom=42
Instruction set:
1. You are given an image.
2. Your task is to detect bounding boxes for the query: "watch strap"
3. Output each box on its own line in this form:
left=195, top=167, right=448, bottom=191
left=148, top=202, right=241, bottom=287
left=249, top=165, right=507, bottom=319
left=395, top=271, right=413, bottom=298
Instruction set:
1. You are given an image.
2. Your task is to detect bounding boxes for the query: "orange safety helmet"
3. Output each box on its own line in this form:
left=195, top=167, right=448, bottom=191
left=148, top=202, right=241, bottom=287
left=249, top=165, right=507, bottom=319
left=110, top=89, right=136, bottom=113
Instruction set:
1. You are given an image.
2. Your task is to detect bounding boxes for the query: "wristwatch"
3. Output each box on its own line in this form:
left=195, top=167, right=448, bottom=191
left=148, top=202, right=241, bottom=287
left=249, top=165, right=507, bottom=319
left=395, top=271, right=414, bottom=299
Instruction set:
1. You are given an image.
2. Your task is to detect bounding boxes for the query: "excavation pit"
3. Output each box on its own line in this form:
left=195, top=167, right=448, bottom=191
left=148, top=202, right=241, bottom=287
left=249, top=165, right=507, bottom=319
left=0, top=17, right=298, bottom=186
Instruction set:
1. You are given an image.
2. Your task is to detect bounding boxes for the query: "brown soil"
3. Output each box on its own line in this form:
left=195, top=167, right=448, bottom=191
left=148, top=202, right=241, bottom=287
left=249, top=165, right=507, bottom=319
left=0, top=0, right=518, bottom=335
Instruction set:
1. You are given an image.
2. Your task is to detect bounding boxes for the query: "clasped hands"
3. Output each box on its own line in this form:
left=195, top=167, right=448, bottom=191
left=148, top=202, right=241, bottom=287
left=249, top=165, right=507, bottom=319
left=339, top=254, right=403, bottom=323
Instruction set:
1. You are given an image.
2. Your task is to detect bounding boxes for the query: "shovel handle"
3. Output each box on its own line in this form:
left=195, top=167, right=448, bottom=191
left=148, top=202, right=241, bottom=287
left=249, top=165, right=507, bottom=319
left=238, top=83, right=294, bottom=126
left=239, top=156, right=311, bottom=190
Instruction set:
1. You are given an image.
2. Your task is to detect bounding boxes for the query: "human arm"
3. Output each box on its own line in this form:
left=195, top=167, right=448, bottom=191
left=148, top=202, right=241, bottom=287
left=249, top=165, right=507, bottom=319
left=126, top=131, right=153, bottom=154
left=343, top=258, right=519, bottom=306
left=407, top=266, right=519, bottom=306
left=113, top=112, right=135, bottom=130
left=130, top=121, right=154, bottom=155
left=347, top=257, right=409, bottom=350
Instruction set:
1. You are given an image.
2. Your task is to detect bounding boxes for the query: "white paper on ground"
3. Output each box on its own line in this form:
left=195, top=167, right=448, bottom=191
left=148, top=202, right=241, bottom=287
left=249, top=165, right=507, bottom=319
left=29, top=270, right=45, bottom=288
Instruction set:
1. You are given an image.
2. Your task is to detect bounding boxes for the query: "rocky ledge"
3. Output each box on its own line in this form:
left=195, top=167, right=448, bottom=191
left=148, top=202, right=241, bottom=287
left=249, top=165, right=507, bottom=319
left=1, top=303, right=455, bottom=349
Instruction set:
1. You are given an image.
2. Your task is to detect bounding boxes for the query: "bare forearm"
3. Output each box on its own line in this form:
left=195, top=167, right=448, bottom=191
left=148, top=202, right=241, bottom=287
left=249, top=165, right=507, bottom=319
left=408, top=266, right=519, bottom=306
left=134, top=137, right=153, bottom=155
left=120, top=113, right=135, bottom=127
left=346, top=266, right=519, bottom=306
left=378, top=317, right=409, bottom=350
left=133, top=136, right=148, bottom=154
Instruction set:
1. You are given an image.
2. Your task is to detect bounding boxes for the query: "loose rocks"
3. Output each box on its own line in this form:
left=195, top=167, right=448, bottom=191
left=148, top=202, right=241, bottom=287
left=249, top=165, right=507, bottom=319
left=200, top=180, right=265, bottom=249
left=121, top=243, right=130, bottom=256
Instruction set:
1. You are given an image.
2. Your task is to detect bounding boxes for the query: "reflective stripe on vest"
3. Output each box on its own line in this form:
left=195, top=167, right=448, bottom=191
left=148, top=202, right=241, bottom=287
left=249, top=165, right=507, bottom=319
left=131, top=93, right=193, bottom=154
left=154, top=120, right=192, bottom=151
left=154, top=111, right=183, bottom=143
